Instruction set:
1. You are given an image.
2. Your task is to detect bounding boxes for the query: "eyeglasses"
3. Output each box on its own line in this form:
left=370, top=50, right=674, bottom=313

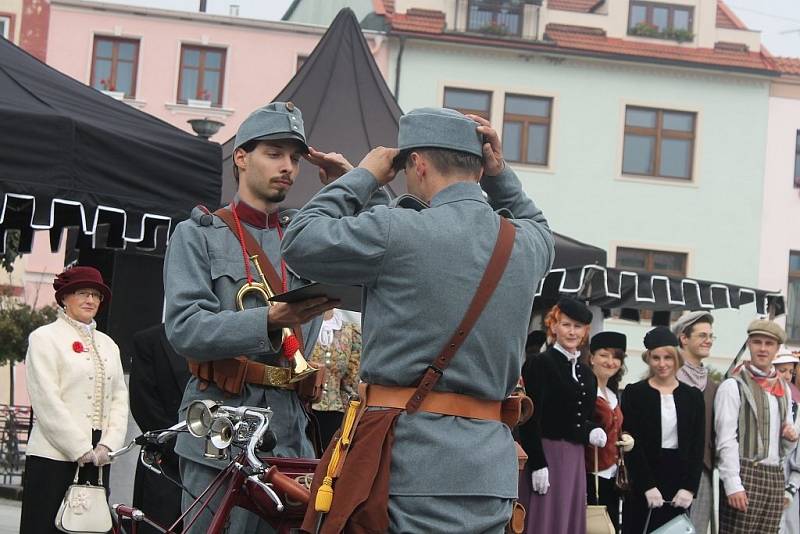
left=692, top=333, right=715, bottom=341
left=74, top=289, right=103, bottom=302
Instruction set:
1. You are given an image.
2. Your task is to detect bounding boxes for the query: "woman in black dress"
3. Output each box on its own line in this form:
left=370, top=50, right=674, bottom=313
left=621, top=327, right=704, bottom=533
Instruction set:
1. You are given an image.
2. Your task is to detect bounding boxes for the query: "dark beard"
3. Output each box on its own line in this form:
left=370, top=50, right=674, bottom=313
left=263, top=190, right=287, bottom=203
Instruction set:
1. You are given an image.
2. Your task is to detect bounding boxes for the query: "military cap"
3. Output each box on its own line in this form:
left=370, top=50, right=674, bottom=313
left=747, top=319, right=787, bottom=344
left=556, top=297, right=593, bottom=325
left=590, top=331, right=627, bottom=353
left=398, top=107, right=484, bottom=157
left=672, top=310, right=714, bottom=337
left=233, top=101, right=308, bottom=152
left=644, top=326, right=679, bottom=350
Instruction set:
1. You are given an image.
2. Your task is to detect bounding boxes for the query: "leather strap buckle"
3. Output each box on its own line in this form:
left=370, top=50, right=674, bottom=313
left=426, top=364, right=443, bottom=376
left=261, top=365, right=292, bottom=387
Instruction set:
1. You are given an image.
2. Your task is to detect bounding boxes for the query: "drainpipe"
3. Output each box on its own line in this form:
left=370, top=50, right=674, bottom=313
left=394, top=36, right=406, bottom=101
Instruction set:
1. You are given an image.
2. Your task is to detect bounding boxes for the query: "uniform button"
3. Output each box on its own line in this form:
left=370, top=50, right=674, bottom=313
left=576, top=424, right=581, bottom=428
left=580, top=382, right=584, bottom=386
left=577, top=412, right=582, bottom=416
left=259, top=341, right=265, bottom=347
left=89, top=376, right=93, bottom=380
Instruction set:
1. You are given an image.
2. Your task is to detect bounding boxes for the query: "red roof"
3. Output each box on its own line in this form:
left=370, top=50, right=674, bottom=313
left=390, top=8, right=445, bottom=34
left=544, top=23, right=772, bottom=72
left=548, top=0, right=602, bottom=13
left=774, top=57, right=800, bottom=76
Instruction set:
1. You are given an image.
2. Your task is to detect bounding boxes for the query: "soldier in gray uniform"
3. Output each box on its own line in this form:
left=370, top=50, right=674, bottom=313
left=163, top=102, right=348, bottom=533
left=283, top=108, right=555, bottom=532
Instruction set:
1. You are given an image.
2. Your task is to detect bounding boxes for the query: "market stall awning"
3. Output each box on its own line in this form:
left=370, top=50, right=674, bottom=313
left=536, top=264, right=785, bottom=319
left=220, top=8, right=405, bottom=207
left=0, top=37, right=221, bottom=252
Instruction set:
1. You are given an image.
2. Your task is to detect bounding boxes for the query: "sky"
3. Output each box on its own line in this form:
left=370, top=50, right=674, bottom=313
left=93, top=0, right=800, bottom=57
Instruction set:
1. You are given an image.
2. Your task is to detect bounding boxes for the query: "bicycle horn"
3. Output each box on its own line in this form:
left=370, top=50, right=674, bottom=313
left=209, top=417, right=234, bottom=449
left=186, top=400, right=220, bottom=437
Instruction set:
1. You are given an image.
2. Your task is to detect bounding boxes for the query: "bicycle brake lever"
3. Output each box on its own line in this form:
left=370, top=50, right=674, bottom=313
left=247, top=474, right=285, bottom=512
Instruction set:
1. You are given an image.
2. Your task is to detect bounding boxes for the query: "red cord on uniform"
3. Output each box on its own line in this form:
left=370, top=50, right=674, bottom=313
left=282, top=334, right=300, bottom=360
left=231, top=204, right=254, bottom=285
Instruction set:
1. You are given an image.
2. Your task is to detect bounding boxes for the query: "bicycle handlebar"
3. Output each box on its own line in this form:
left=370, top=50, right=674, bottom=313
left=263, top=466, right=310, bottom=505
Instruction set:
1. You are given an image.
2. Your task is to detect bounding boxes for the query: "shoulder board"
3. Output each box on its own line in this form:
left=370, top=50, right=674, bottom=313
left=190, top=205, right=215, bottom=227
left=496, top=207, right=514, bottom=219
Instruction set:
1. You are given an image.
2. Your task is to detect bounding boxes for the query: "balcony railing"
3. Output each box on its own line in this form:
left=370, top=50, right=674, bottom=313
left=467, top=0, right=525, bottom=37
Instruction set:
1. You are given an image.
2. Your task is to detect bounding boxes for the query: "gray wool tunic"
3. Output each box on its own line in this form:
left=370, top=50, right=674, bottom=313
left=281, top=166, right=555, bottom=500
left=163, top=205, right=322, bottom=469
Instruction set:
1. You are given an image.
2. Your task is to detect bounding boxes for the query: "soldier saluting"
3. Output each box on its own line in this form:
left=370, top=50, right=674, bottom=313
left=163, top=102, right=352, bottom=533
left=283, top=108, right=555, bottom=533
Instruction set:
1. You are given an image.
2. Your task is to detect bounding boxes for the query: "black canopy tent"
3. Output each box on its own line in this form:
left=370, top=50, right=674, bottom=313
left=220, top=8, right=406, bottom=206
left=0, top=36, right=221, bottom=365
left=0, top=36, right=221, bottom=253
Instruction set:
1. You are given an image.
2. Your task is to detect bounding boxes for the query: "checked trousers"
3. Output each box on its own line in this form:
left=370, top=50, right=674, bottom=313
left=720, top=461, right=784, bottom=534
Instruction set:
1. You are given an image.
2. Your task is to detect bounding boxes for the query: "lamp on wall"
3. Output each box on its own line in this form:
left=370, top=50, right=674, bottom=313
left=188, top=117, right=224, bottom=140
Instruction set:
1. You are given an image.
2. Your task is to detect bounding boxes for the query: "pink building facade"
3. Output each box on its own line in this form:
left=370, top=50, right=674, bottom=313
left=46, top=0, right=390, bottom=142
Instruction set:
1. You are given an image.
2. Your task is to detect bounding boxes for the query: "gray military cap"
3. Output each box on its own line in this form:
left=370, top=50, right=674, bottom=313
left=398, top=107, right=484, bottom=157
left=233, top=101, right=308, bottom=153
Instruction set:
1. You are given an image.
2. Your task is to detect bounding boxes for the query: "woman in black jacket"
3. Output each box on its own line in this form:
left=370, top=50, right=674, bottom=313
left=621, top=327, right=704, bottom=533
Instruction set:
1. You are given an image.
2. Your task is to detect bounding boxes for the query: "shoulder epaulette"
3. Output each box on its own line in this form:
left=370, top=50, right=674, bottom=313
left=190, top=205, right=215, bottom=227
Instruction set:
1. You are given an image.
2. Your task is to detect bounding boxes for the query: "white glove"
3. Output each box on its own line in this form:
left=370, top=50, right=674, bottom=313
left=77, top=449, right=96, bottom=467
left=530, top=467, right=550, bottom=495
left=672, top=489, right=694, bottom=509
left=93, top=444, right=111, bottom=466
left=589, top=428, right=608, bottom=448
left=645, top=487, right=665, bottom=508
left=616, top=433, right=635, bottom=452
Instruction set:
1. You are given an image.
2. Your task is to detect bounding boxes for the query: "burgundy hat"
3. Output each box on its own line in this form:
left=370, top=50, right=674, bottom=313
left=53, top=266, right=111, bottom=308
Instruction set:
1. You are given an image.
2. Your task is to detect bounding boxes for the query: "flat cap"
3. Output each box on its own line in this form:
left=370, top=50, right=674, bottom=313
left=556, top=297, right=593, bottom=325
left=672, top=311, right=714, bottom=337
left=590, top=331, right=627, bottom=353
left=398, top=107, right=484, bottom=157
left=747, top=319, right=787, bottom=344
left=644, top=326, right=679, bottom=350
left=234, top=101, right=308, bottom=152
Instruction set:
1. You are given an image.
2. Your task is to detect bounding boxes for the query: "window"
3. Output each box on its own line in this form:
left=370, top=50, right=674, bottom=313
left=90, top=37, right=139, bottom=98
left=788, top=252, right=800, bottom=342
left=467, top=1, right=525, bottom=36
left=616, top=247, right=687, bottom=321
left=0, top=16, right=10, bottom=40
left=622, top=106, right=696, bottom=180
left=628, top=2, right=693, bottom=41
left=444, top=87, right=491, bottom=120
left=178, top=45, right=226, bottom=106
left=502, top=94, right=551, bottom=165
left=795, top=131, right=800, bottom=188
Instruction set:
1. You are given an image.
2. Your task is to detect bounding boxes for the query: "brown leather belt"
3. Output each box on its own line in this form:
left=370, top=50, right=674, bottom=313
left=366, top=384, right=502, bottom=422
left=245, top=360, right=294, bottom=388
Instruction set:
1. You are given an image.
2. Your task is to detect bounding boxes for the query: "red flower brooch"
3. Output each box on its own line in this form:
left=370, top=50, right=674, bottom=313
left=72, top=341, right=85, bottom=353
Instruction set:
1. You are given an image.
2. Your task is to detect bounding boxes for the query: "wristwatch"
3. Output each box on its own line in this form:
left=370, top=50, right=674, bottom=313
left=786, top=484, right=797, bottom=497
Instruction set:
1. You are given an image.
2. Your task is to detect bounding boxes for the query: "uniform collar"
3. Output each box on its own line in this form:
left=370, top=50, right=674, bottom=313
left=554, top=342, right=580, bottom=363
left=232, top=196, right=280, bottom=229
left=430, top=182, right=487, bottom=208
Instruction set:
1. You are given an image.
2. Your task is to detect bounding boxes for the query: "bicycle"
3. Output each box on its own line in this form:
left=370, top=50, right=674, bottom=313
left=109, top=400, right=318, bottom=533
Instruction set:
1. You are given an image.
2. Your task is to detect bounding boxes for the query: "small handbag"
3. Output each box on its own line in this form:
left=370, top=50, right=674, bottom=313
left=643, top=510, right=695, bottom=534
left=587, top=447, right=616, bottom=534
left=55, top=465, right=112, bottom=534
left=615, top=446, right=630, bottom=492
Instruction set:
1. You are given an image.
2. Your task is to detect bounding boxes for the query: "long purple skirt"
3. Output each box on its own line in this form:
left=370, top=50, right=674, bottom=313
left=519, top=438, right=586, bottom=534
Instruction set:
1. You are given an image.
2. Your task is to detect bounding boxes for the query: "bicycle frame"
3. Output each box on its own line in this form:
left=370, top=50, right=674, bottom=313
left=111, top=407, right=317, bottom=534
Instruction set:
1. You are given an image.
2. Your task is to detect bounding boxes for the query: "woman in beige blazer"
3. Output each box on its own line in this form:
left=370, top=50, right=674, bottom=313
left=20, top=266, right=129, bottom=534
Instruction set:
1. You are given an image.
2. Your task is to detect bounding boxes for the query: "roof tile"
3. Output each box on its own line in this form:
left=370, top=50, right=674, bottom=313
left=548, top=0, right=601, bottom=13
left=774, top=56, right=800, bottom=76
left=716, top=1, right=748, bottom=30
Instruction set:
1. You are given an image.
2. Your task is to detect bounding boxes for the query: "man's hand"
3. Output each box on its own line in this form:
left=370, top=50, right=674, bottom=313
left=465, top=114, right=505, bottom=177
left=358, top=147, right=399, bottom=185
left=267, top=298, right=338, bottom=330
left=727, top=491, right=748, bottom=512
left=782, top=422, right=799, bottom=442
left=305, top=147, right=353, bottom=185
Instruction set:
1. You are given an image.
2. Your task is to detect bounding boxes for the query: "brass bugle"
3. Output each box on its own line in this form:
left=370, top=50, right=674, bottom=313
left=236, top=255, right=317, bottom=382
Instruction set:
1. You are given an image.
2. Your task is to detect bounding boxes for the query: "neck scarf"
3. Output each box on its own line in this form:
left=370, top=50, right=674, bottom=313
left=318, top=310, right=343, bottom=347
left=677, top=360, right=708, bottom=391
left=554, top=342, right=580, bottom=381
left=740, top=362, right=785, bottom=398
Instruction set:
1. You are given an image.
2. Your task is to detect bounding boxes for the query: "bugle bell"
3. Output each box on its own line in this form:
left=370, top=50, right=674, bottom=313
left=236, top=255, right=317, bottom=382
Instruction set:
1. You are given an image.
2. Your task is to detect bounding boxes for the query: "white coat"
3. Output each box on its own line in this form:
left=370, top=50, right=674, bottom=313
left=25, top=314, right=129, bottom=462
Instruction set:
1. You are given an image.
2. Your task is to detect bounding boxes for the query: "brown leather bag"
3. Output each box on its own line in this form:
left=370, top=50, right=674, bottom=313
left=295, top=362, right=327, bottom=404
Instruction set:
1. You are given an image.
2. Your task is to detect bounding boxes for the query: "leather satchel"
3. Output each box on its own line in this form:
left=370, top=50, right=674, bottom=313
left=587, top=447, right=616, bottom=534
left=55, top=466, right=112, bottom=533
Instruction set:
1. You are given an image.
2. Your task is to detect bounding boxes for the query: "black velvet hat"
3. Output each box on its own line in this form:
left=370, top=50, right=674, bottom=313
left=643, top=326, right=679, bottom=350
left=556, top=297, right=593, bottom=325
left=590, top=331, right=627, bottom=353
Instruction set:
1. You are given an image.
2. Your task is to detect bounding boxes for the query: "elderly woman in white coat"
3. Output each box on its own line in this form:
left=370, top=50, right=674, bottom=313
left=20, top=266, right=129, bottom=534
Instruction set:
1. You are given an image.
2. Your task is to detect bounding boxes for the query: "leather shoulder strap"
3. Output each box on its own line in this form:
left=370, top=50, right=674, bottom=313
left=405, top=217, right=517, bottom=414
left=213, top=207, right=304, bottom=351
